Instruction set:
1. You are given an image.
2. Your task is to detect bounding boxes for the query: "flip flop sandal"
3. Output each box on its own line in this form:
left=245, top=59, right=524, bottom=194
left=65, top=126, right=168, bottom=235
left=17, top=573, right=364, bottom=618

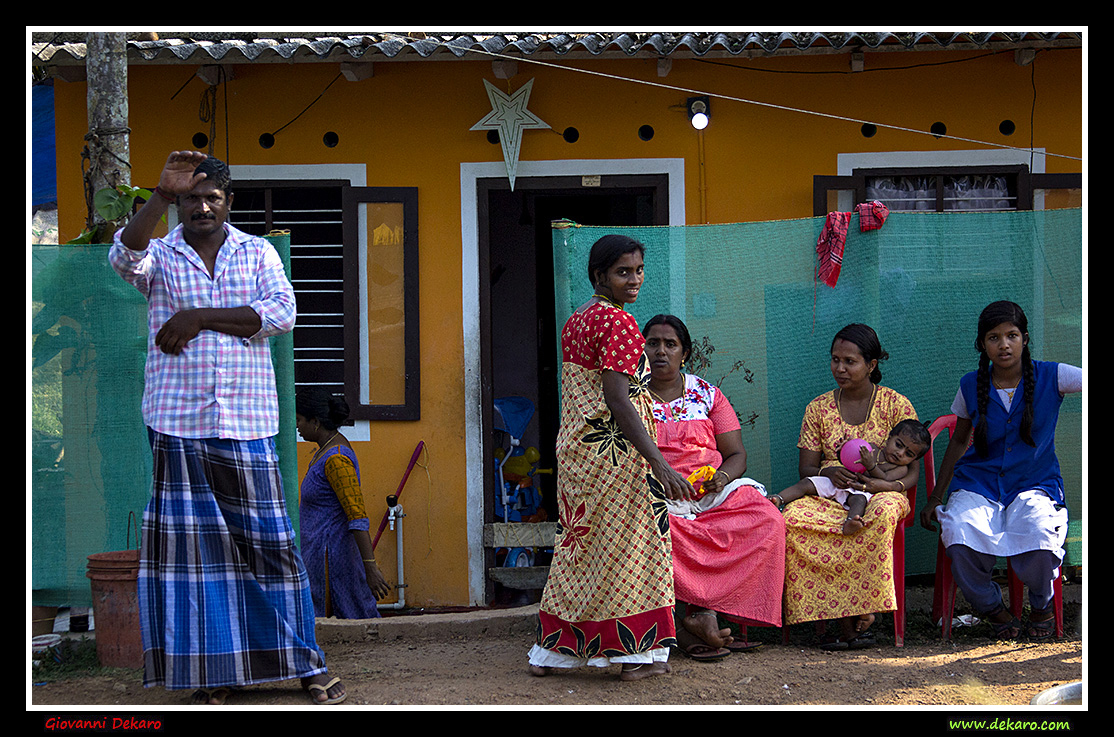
left=1027, top=608, right=1056, bottom=641
left=305, top=676, right=347, bottom=705
left=988, top=614, right=1022, bottom=641
left=191, top=687, right=233, bottom=705
left=846, top=629, right=876, bottom=650
left=819, top=628, right=875, bottom=651
left=818, top=638, right=849, bottom=651
left=619, top=662, right=672, bottom=681
left=681, top=642, right=731, bottom=661
left=725, top=640, right=763, bottom=654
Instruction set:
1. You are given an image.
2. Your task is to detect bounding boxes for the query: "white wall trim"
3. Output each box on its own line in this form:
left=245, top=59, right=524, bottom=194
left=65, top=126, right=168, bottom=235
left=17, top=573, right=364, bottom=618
left=460, top=158, right=686, bottom=605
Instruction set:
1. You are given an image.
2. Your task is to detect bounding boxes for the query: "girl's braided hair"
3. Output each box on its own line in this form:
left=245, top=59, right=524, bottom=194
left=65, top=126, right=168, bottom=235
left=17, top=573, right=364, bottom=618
left=973, top=300, right=1035, bottom=456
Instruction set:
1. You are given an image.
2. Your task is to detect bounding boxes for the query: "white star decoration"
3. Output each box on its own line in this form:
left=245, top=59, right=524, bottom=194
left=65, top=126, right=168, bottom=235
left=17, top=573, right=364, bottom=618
left=470, top=78, right=550, bottom=191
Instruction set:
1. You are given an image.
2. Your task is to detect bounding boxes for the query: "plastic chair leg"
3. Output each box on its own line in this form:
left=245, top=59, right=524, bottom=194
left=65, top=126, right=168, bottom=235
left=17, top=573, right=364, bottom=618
left=935, top=540, right=957, bottom=640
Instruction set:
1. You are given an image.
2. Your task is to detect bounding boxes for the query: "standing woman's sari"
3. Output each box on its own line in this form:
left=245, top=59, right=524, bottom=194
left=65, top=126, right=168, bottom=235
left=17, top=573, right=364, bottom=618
left=530, top=301, right=677, bottom=666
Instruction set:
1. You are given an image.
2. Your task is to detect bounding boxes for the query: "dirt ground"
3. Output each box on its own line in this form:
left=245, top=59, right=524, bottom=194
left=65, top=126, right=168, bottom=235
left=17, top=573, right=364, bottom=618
left=29, top=583, right=1084, bottom=715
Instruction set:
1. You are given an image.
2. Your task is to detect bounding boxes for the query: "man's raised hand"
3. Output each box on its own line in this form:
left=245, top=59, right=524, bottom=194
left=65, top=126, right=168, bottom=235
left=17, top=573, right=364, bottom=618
left=158, top=151, right=209, bottom=196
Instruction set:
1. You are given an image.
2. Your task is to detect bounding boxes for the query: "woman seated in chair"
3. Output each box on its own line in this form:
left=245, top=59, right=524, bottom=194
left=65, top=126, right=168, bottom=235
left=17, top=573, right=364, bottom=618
left=777, top=323, right=919, bottom=650
left=643, top=315, right=784, bottom=661
left=920, top=301, right=1081, bottom=641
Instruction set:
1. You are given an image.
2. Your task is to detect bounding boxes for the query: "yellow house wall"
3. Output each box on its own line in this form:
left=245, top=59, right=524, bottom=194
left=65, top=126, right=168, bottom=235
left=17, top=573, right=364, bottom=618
left=49, top=47, right=1082, bottom=607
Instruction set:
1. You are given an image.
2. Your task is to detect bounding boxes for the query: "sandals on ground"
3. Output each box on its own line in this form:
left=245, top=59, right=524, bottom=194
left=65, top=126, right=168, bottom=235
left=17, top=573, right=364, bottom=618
left=1026, top=606, right=1056, bottom=642
left=304, top=676, right=347, bottom=705
left=680, top=641, right=731, bottom=661
left=818, top=628, right=876, bottom=651
left=191, top=687, right=233, bottom=705
left=985, top=606, right=1022, bottom=641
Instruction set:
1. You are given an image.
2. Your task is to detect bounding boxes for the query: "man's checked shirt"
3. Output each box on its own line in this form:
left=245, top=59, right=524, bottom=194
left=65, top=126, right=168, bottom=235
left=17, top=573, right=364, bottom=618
left=109, top=223, right=296, bottom=440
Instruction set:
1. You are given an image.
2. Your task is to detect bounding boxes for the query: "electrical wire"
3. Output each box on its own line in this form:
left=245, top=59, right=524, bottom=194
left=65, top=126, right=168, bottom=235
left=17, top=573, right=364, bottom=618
left=433, top=35, right=1082, bottom=163
left=270, top=72, right=344, bottom=137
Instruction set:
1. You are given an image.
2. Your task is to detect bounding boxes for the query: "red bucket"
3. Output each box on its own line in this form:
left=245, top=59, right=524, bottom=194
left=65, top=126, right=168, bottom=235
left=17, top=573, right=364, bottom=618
left=86, top=550, right=142, bottom=668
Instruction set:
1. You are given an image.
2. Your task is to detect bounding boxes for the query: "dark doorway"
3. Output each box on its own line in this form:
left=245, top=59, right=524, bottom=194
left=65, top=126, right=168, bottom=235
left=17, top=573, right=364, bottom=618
left=477, top=174, right=668, bottom=601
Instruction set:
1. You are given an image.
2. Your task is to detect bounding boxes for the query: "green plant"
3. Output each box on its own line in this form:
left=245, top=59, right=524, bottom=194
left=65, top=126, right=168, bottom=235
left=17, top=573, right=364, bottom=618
left=67, top=184, right=160, bottom=244
left=32, top=637, right=137, bottom=683
left=688, top=334, right=759, bottom=428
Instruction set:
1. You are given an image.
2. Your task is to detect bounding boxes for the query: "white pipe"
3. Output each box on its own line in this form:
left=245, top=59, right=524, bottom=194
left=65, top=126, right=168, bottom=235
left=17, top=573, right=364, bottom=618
left=377, top=503, right=407, bottom=610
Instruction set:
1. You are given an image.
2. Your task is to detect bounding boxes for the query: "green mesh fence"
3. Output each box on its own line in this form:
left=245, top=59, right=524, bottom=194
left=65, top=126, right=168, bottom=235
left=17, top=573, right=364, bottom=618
left=29, top=235, right=298, bottom=608
left=553, top=209, right=1083, bottom=575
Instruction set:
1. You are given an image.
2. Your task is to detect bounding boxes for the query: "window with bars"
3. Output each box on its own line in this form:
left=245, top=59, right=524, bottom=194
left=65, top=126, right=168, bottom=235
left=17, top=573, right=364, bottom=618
left=229, top=183, right=347, bottom=401
left=813, top=165, right=1080, bottom=217
left=229, top=181, right=420, bottom=421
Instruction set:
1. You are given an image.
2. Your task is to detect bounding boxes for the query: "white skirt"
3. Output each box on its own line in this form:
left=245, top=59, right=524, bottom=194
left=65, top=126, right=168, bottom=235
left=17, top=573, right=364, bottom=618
left=527, top=643, right=670, bottom=668
left=937, top=489, right=1068, bottom=560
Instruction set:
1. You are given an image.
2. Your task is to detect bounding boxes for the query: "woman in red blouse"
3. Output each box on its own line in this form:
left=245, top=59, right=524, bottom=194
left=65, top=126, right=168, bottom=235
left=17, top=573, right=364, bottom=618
left=528, top=235, right=692, bottom=682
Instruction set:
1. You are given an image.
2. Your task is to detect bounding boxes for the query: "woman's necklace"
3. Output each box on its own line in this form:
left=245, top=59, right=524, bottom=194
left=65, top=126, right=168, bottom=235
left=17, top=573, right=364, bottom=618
left=836, top=383, right=877, bottom=426
left=992, top=372, right=1019, bottom=401
left=648, top=372, right=684, bottom=406
left=311, top=431, right=340, bottom=465
left=593, top=292, right=624, bottom=309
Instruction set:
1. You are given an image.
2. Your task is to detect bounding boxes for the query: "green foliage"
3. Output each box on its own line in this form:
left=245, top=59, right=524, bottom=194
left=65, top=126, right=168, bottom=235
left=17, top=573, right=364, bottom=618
left=94, top=184, right=151, bottom=222
left=688, top=334, right=759, bottom=428
left=66, top=185, right=159, bottom=245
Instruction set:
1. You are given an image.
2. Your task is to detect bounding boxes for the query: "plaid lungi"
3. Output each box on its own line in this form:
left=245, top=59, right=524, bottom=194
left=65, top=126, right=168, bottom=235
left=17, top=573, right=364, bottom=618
left=139, top=431, right=327, bottom=690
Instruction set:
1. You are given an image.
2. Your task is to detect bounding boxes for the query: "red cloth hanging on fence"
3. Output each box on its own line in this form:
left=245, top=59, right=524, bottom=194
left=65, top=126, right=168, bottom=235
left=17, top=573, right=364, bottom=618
left=856, top=199, right=890, bottom=232
left=815, top=211, right=851, bottom=287
left=815, top=201, right=890, bottom=288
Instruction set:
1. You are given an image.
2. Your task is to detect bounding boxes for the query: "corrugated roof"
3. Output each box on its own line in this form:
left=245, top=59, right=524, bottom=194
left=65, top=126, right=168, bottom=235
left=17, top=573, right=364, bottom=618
left=31, top=31, right=1082, bottom=67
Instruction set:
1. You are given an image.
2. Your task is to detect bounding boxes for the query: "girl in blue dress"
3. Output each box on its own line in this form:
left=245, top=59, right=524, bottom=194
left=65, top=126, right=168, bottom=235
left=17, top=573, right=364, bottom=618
left=920, top=301, right=1081, bottom=641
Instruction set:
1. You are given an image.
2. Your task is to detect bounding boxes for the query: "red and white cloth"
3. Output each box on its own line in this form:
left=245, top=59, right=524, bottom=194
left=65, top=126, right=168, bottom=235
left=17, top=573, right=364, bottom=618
left=815, top=200, right=890, bottom=287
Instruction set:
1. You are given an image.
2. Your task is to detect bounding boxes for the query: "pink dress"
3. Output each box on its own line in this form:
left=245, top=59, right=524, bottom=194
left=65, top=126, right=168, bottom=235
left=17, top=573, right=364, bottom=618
left=653, top=373, right=784, bottom=627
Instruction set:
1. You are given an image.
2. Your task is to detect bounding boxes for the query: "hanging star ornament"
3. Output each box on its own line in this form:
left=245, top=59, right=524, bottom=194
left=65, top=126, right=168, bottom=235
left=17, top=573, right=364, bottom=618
left=470, top=78, right=550, bottom=191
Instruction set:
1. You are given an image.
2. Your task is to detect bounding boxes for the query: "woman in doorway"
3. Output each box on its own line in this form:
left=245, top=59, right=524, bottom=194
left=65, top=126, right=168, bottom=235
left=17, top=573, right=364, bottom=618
left=528, top=234, right=693, bottom=682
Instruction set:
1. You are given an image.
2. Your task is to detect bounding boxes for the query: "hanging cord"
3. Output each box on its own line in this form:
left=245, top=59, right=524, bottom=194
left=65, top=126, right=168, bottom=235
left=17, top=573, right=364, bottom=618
left=413, top=443, right=433, bottom=554
left=199, top=83, right=218, bottom=155
left=430, top=35, right=1081, bottom=163
left=270, top=72, right=344, bottom=138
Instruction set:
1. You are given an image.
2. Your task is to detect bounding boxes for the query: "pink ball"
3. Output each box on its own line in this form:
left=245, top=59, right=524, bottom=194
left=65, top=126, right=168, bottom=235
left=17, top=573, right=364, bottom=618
left=840, top=438, right=872, bottom=473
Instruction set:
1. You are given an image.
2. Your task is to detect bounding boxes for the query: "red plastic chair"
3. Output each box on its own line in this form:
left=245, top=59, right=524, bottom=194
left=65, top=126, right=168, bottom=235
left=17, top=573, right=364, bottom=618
left=925, top=414, right=1063, bottom=639
left=779, top=454, right=919, bottom=647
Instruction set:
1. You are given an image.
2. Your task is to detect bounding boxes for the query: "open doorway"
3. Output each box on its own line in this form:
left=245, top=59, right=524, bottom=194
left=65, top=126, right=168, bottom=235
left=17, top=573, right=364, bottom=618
left=477, top=173, right=668, bottom=602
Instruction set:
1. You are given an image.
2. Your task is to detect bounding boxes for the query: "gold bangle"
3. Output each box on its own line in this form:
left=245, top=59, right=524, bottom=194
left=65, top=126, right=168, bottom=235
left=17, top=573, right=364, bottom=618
left=363, top=558, right=376, bottom=563
left=895, top=480, right=905, bottom=491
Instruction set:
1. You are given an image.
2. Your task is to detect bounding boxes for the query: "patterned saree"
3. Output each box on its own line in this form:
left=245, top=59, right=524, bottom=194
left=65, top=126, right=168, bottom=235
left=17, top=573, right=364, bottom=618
left=532, top=301, right=676, bottom=663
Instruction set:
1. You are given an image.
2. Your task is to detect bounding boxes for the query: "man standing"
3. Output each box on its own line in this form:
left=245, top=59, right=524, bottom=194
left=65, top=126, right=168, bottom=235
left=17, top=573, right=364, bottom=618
left=109, top=151, right=346, bottom=705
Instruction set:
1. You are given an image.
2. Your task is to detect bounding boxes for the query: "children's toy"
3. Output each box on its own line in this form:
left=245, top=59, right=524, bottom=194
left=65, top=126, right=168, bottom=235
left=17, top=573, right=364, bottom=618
left=839, top=438, right=872, bottom=473
left=492, top=396, right=553, bottom=570
left=686, top=465, right=717, bottom=496
left=493, top=397, right=544, bottom=523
